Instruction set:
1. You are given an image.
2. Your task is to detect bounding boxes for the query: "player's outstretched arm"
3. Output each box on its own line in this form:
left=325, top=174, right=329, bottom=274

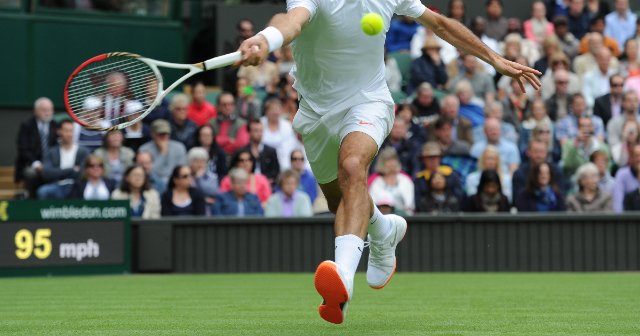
left=237, top=7, right=311, bottom=66
left=416, top=8, right=541, bottom=92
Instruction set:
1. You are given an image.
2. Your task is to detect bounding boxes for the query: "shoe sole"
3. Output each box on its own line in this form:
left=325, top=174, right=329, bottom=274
left=370, top=215, right=408, bottom=290
left=314, top=261, right=349, bottom=324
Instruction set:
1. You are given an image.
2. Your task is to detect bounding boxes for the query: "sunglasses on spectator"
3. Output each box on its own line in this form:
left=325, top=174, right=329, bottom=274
left=611, top=83, right=624, bottom=87
left=555, top=80, right=568, bottom=84
left=87, top=163, right=103, bottom=168
left=177, top=174, right=190, bottom=179
left=291, top=157, right=305, bottom=161
left=537, top=129, right=551, bottom=134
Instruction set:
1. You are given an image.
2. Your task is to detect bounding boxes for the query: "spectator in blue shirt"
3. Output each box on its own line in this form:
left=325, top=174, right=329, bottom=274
left=612, top=144, right=640, bottom=212
left=470, top=118, right=521, bottom=175
left=604, top=0, right=637, bottom=50
left=454, top=80, right=485, bottom=128
left=213, top=168, right=264, bottom=217
left=385, top=15, right=420, bottom=53
left=289, top=149, right=318, bottom=204
left=408, top=37, right=448, bottom=94
left=555, top=93, right=605, bottom=145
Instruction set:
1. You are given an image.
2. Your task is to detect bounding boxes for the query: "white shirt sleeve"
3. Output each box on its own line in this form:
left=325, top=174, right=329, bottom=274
left=287, top=0, right=317, bottom=19
left=395, top=0, right=426, bottom=18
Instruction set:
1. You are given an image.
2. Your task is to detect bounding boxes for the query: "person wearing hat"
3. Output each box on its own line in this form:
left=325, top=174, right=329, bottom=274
left=413, top=141, right=464, bottom=206
left=139, top=119, right=187, bottom=189
left=407, top=35, right=448, bottom=95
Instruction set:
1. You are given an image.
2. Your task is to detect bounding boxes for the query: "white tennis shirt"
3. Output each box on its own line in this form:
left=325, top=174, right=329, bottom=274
left=286, top=0, right=426, bottom=114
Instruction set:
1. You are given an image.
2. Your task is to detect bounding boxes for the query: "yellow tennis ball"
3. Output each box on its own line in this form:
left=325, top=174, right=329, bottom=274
left=361, top=13, right=384, bottom=36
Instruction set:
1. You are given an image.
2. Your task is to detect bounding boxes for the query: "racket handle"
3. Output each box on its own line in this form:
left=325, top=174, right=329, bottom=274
left=203, top=51, right=241, bottom=70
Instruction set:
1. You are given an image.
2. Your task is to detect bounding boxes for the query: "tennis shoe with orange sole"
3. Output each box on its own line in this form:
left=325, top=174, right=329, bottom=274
left=367, top=214, right=407, bottom=289
left=314, top=260, right=353, bottom=324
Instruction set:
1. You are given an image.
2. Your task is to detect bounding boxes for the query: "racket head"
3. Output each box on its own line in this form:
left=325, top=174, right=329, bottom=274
left=64, top=52, right=163, bottom=131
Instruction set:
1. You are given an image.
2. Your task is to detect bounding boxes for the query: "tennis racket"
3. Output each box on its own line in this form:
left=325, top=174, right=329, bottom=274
left=63, top=51, right=241, bottom=131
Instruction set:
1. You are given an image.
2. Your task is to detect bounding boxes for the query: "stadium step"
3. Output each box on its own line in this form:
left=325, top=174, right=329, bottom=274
left=0, top=166, right=26, bottom=200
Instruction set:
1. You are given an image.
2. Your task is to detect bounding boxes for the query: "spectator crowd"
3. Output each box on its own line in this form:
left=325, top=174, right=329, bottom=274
left=14, top=0, right=640, bottom=217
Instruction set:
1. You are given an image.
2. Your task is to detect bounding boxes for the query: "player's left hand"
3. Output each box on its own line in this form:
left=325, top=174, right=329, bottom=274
left=236, top=35, right=269, bottom=67
left=493, top=58, right=542, bottom=93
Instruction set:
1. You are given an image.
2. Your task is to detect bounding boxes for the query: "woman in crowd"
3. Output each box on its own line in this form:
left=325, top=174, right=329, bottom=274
left=368, top=148, right=415, bottom=215
left=463, top=170, right=511, bottom=212
left=219, top=149, right=272, bottom=204
left=417, top=171, right=460, bottom=213
left=566, top=163, right=613, bottom=212
left=524, top=1, right=554, bottom=46
left=620, top=38, right=640, bottom=79
left=93, top=129, right=135, bottom=186
left=590, top=149, right=615, bottom=195
left=611, top=120, right=640, bottom=168
left=188, top=147, right=220, bottom=214
left=465, top=145, right=513, bottom=202
left=515, top=162, right=566, bottom=212
left=264, top=169, right=313, bottom=217
left=112, top=165, right=161, bottom=219
left=161, top=165, right=206, bottom=216
left=519, top=101, right=561, bottom=162
left=260, top=98, right=298, bottom=167
left=213, top=168, right=264, bottom=217
left=539, top=52, right=581, bottom=101
left=193, top=124, right=227, bottom=182
left=187, top=82, right=217, bottom=127
left=447, top=0, right=466, bottom=23
left=69, top=155, right=117, bottom=200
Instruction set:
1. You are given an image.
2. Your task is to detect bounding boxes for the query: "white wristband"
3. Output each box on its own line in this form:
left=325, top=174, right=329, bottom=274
left=258, top=26, right=284, bottom=52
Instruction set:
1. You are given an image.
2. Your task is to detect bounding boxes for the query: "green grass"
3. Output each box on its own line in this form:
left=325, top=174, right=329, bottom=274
left=1, top=273, right=639, bottom=335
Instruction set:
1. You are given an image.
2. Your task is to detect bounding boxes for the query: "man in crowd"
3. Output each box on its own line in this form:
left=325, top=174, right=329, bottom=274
left=210, top=92, right=249, bottom=155
left=168, top=94, right=198, bottom=149
left=139, top=119, right=187, bottom=187
left=244, top=119, right=280, bottom=186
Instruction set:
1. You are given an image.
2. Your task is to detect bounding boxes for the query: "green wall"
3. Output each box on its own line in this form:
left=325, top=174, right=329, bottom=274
left=0, top=12, right=183, bottom=108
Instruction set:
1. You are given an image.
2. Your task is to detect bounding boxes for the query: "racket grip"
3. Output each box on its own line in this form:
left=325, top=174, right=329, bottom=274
left=203, top=51, right=241, bottom=70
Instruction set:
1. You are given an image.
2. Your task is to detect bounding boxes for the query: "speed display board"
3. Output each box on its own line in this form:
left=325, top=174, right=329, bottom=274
left=0, top=200, right=130, bottom=276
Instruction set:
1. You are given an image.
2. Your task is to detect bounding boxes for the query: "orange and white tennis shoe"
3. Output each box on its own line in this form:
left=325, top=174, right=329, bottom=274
left=367, top=214, right=407, bottom=289
left=314, top=260, right=353, bottom=324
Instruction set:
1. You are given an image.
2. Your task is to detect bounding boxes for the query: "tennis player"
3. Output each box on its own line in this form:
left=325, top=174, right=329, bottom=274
left=237, top=0, right=541, bottom=324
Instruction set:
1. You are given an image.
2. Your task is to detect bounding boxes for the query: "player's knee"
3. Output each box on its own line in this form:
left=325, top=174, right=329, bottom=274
left=338, top=156, right=367, bottom=180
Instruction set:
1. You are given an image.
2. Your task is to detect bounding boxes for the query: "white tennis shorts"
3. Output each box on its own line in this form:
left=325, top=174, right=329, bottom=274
left=292, top=97, right=394, bottom=184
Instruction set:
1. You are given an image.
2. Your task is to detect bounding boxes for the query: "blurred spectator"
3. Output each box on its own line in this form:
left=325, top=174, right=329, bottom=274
left=168, top=93, right=198, bottom=149
left=279, top=75, right=299, bottom=122
left=72, top=98, right=104, bottom=152
left=555, top=94, right=605, bottom=144
left=260, top=98, right=298, bottom=170
left=37, top=120, right=90, bottom=200
left=396, top=103, right=427, bottom=146
left=122, top=111, right=151, bottom=152
left=500, top=35, right=541, bottom=74
left=524, top=1, right=555, bottom=46
left=139, top=119, right=187, bottom=187
left=210, top=92, right=249, bottom=155
left=386, top=15, right=420, bottom=53
left=237, top=59, right=279, bottom=91
left=604, top=0, right=637, bottom=49
left=385, top=49, right=403, bottom=92
left=484, top=0, right=508, bottom=41
left=582, top=48, right=615, bottom=108
left=466, top=145, right=513, bottom=202
left=501, top=77, right=530, bottom=128
left=142, top=80, right=170, bottom=125
left=213, top=168, right=264, bottom=217
left=470, top=118, right=520, bottom=175
left=455, top=80, right=485, bottom=128
left=540, top=52, right=582, bottom=101
left=193, top=124, right=227, bottom=184
left=411, top=83, right=440, bottom=119
left=377, top=118, right=419, bottom=176
left=519, top=100, right=555, bottom=154
left=522, top=123, right=562, bottom=164
left=408, top=37, right=448, bottom=94
left=414, top=142, right=464, bottom=205
left=590, top=148, right=615, bottom=194
left=369, top=148, right=415, bottom=215
left=620, top=39, right=640, bottom=79
left=578, top=16, right=621, bottom=57
left=235, top=77, right=262, bottom=121
left=552, top=16, right=580, bottom=60
left=561, top=116, right=609, bottom=178
left=161, top=165, right=206, bottom=216
left=427, top=95, right=474, bottom=145
left=410, top=27, right=458, bottom=64
left=448, top=55, right=495, bottom=104
left=593, top=75, right=626, bottom=126
left=566, top=162, right=613, bottom=212
left=567, top=0, right=590, bottom=40
left=68, top=155, right=117, bottom=200
left=607, top=91, right=640, bottom=147
left=624, top=187, right=640, bottom=210
left=222, top=19, right=255, bottom=93
left=15, top=97, right=57, bottom=198
left=274, top=45, right=295, bottom=77
left=611, top=120, right=640, bottom=168
left=515, top=162, right=567, bottom=212
left=534, top=35, right=562, bottom=75
left=372, top=190, right=398, bottom=215
left=469, top=16, right=501, bottom=76
left=112, top=165, right=161, bottom=219
left=574, top=33, right=620, bottom=78
left=512, top=138, right=565, bottom=200
left=613, top=143, right=640, bottom=212
left=463, top=170, right=510, bottom=212
left=187, top=82, right=217, bottom=127
left=134, top=151, right=165, bottom=195
left=548, top=0, right=569, bottom=20
left=245, top=119, right=280, bottom=186
left=289, top=149, right=317, bottom=203
left=188, top=147, right=219, bottom=214
left=264, top=170, right=313, bottom=217
left=434, top=117, right=470, bottom=157
left=92, top=130, right=134, bottom=186
left=545, top=69, right=573, bottom=121
left=416, top=170, right=461, bottom=213
left=447, top=0, right=466, bottom=23
left=220, top=149, right=272, bottom=204
left=586, top=0, right=611, bottom=19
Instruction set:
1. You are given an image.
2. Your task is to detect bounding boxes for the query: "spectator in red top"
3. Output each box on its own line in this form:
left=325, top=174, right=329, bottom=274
left=210, top=92, right=249, bottom=155
left=187, top=82, right=217, bottom=127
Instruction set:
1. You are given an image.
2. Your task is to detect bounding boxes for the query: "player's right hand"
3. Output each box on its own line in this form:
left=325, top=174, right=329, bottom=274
left=237, top=35, right=269, bottom=67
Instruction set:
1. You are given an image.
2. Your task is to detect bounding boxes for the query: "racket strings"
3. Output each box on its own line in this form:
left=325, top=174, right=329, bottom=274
left=66, top=56, right=160, bottom=127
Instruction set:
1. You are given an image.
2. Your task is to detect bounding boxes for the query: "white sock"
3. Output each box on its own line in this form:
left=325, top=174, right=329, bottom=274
left=335, top=234, right=364, bottom=284
left=368, top=204, right=392, bottom=241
